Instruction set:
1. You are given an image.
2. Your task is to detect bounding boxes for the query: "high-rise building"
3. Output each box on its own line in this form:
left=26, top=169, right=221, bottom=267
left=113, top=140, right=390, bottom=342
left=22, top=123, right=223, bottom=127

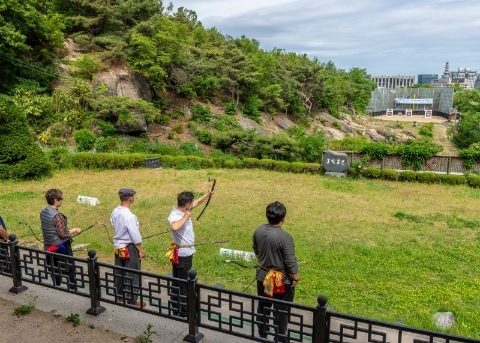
left=371, top=75, right=415, bottom=89
left=433, top=61, right=478, bottom=89
left=417, top=74, right=438, bottom=85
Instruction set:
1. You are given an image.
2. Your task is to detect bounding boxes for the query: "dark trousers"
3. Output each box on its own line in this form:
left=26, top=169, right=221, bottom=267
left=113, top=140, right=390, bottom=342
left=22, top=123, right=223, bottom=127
left=46, top=243, right=76, bottom=290
left=114, top=244, right=141, bottom=304
left=170, top=255, right=193, bottom=316
left=256, top=280, right=295, bottom=343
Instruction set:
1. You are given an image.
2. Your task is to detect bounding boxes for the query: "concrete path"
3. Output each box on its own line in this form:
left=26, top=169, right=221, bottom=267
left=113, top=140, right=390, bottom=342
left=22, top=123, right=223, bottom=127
left=0, top=276, right=254, bottom=343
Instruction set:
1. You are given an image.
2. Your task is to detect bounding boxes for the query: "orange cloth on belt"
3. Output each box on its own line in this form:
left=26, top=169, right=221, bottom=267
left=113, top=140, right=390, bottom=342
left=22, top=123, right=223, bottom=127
left=263, top=270, right=285, bottom=297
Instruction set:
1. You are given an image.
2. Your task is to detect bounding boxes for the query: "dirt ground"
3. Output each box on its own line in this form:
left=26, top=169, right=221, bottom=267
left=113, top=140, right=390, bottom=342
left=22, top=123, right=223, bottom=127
left=375, top=114, right=459, bottom=155
left=0, top=297, right=136, bottom=343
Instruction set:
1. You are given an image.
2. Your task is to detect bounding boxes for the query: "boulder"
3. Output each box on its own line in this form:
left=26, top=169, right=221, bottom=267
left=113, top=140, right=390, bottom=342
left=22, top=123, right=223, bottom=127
left=93, top=70, right=151, bottom=101
left=433, top=312, right=455, bottom=330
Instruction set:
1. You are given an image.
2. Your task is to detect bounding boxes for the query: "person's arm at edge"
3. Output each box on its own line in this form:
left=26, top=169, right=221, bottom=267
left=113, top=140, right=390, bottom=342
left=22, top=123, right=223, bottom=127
left=191, top=189, right=214, bottom=209
left=0, top=225, right=8, bottom=240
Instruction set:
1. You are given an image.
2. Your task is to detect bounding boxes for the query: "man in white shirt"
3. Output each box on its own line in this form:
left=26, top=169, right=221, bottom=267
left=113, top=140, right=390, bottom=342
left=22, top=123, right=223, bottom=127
left=111, top=188, right=146, bottom=308
left=167, top=190, right=213, bottom=317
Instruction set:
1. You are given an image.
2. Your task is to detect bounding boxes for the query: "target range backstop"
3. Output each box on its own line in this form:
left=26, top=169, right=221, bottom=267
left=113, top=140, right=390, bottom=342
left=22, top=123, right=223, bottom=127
left=367, top=88, right=454, bottom=119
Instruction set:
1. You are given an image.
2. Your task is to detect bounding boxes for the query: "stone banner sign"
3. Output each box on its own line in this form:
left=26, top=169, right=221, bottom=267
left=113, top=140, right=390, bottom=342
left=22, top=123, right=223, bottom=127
left=323, top=151, right=349, bottom=177
left=145, top=157, right=160, bottom=169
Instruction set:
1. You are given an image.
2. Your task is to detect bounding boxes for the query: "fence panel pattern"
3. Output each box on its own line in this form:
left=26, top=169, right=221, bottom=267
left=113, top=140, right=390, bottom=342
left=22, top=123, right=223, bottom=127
left=197, top=284, right=316, bottom=343
left=328, top=312, right=479, bottom=343
left=0, top=242, right=11, bottom=275
left=16, top=246, right=90, bottom=297
left=96, top=262, right=187, bottom=320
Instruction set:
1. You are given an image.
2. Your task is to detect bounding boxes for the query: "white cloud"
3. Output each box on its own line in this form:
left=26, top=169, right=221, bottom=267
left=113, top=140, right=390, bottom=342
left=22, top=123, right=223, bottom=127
left=170, top=0, right=480, bottom=76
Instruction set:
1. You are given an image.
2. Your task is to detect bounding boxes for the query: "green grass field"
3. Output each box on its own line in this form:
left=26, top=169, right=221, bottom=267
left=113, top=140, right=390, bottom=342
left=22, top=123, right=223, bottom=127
left=1, top=168, right=480, bottom=338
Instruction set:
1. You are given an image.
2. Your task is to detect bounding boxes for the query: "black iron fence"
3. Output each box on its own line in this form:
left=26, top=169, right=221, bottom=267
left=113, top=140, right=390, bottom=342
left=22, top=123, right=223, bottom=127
left=1, top=235, right=479, bottom=343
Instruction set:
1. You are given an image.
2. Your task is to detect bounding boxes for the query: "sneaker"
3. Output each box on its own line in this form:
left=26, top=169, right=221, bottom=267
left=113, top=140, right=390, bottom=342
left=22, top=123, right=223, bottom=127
left=116, top=297, right=124, bottom=303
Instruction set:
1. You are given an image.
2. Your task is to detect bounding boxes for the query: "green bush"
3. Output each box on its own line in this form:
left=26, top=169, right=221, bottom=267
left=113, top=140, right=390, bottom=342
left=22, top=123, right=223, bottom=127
left=416, top=172, right=440, bottom=184
left=242, top=158, right=261, bottom=169
left=0, top=95, right=52, bottom=180
left=258, top=159, right=276, bottom=170
left=419, top=123, right=434, bottom=138
left=223, top=160, right=238, bottom=169
left=242, top=96, right=262, bottom=123
left=399, top=170, right=417, bottom=182
left=440, top=174, right=466, bottom=186
left=191, top=104, right=211, bottom=123
left=466, top=175, right=480, bottom=188
left=272, top=160, right=291, bottom=173
left=47, top=148, right=73, bottom=170
left=95, top=136, right=118, bottom=153
left=290, top=162, right=305, bottom=173
left=380, top=169, right=399, bottom=181
left=74, top=129, right=97, bottom=152
left=225, top=100, right=236, bottom=115
left=363, top=167, right=382, bottom=179
left=69, top=54, right=102, bottom=80
left=303, top=163, right=322, bottom=174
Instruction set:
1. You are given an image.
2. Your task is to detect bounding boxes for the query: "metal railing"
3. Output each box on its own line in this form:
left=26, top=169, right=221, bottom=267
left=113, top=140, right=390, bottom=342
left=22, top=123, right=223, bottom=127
left=1, top=234, right=479, bottom=343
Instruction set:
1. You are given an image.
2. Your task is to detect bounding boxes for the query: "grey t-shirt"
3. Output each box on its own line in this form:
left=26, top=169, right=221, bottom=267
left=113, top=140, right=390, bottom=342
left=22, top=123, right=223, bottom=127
left=252, top=224, right=299, bottom=284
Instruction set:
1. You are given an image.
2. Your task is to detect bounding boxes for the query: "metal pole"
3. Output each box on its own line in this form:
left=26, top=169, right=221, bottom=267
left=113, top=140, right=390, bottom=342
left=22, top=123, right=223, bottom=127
left=313, top=295, right=328, bottom=343
left=8, top=234, right=28, bottom=294
left=86, top=249, right=106, bottom=316
left=184, top=269, right=204, bottom=343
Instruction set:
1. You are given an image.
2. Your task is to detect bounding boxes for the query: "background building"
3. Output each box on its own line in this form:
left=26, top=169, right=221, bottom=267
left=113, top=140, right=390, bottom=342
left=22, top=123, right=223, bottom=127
left=371, top=75, right=415, bottom=89
left=417, top=74, right=438, bottom=85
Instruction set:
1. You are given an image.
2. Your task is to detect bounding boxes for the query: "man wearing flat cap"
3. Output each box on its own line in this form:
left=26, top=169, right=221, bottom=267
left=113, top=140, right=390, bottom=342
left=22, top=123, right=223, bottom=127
left=111, top=188, right=146, bottom=308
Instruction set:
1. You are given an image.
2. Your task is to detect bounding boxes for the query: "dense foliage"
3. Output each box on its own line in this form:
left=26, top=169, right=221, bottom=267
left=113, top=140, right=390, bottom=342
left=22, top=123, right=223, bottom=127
left=0, top=95, right=52, bottom=179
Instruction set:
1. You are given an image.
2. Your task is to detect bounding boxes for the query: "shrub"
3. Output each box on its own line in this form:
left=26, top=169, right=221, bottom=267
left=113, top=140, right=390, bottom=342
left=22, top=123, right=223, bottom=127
left=258, top=159, right=276, bottom=170
left=180, top=142, right=204, bottom=157
left=272, top=160, right=291, bottom=173
left=0, top=95, right=52, bottom=180
left=242, top=158, right=261, bottom=169
left=303, top=163, right=321, bottom=174
left=380, top=169, right=399, bottom=181
left=225, top=100, right=236, bottom=115
left=223, top=160, right=237, bottom=169
left=290, top=162, right=305, bottom=173
left=362, top=167, right=381, bottom=179
left=74, top=129, right=96, bottom=152
left=466, top=175, right=480, bottom=188
left=191, top=104, right=211, bottom=123
left=440, top=174, right=466, bottom=186
left=399, top=170, right=417, bottom=182
left=242, top=96, right=262, bottom=123
left=419, top=123, right=434, bottom=138
left=47, top=147, right=73, bottom=170
left=416, top=172, right=440, bottom=184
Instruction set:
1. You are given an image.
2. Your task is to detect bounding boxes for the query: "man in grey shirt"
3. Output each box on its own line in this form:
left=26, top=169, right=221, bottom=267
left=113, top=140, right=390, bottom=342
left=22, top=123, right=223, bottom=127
left=252, top=201, right=299, bottom=343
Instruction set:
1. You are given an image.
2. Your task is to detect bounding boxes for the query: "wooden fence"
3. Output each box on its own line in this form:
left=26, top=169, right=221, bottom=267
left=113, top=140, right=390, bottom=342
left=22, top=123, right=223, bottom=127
left=341, top=153, right=480, bottom=175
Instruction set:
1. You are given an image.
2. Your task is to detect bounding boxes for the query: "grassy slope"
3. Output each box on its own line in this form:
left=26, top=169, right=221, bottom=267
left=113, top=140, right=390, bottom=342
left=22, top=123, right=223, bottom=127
left=1, top=168, right=480, bottom=338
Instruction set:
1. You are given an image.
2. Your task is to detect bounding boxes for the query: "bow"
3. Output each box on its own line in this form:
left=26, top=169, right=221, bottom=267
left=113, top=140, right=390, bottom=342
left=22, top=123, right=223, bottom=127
left=142, top=229, right=170, bottom=240
left=224, top=259, right=257, bottom=269
left=58, top=221, right=113, bottom=245
left=194, top=178, right=216, bottom=226
left=192, top=239, right=228, bottom=247
left=19, top=222, right=43, bottom=244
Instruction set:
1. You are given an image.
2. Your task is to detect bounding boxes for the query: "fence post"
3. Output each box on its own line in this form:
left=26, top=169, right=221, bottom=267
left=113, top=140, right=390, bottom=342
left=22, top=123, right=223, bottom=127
left=86, top=249, right=106, bottom=316
left=312, top=295, right=328, bottom=343
left=7, top=234, right=28, bottom=294
left=184, top=269, right=204, bottom=343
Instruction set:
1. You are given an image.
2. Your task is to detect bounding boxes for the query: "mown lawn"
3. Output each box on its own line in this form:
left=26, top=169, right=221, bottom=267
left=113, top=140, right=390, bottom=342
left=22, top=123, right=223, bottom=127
left=1, top=168, right=480, bottom=338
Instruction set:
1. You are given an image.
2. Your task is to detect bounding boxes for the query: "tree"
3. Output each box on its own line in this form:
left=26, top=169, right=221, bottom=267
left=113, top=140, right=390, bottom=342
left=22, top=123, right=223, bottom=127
left=0, top=95, right=52, bottom=179
left=0, top=0, right=64, bottom=92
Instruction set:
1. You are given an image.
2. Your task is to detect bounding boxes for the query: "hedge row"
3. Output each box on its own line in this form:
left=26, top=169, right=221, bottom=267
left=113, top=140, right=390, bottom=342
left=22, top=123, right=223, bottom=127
left=47, top=150, right=323, bottom=174
left=355, top=167, right=473, bottom=186
left=46, top=150, right=480, bottom=188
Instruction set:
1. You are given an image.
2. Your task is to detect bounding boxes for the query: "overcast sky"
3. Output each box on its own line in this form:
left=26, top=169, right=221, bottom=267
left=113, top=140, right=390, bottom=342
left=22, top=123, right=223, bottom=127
left=170, top=0, right=480, bottom=79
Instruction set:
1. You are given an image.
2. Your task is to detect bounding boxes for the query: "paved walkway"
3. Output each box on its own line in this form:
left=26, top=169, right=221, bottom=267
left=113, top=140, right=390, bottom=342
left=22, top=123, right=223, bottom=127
left=0, top=276, right=254, bottom=343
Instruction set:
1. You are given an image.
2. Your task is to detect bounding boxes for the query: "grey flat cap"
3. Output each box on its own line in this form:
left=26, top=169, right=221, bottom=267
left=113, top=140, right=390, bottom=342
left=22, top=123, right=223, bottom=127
left=119, top=188, right=136, bottom=200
